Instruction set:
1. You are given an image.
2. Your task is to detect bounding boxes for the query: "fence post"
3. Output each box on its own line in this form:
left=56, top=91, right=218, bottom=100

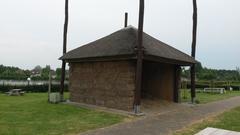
left=48, top=71, right=52, bottom=102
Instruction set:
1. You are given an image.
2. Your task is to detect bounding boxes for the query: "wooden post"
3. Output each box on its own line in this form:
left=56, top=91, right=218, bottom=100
left=124, top=12, right=128, bottom=27
left=60, top=0, right=69, bottom=101
left=48, top=70, right=52, bottom=102
left=191, top=0, right=197, bottom=103
left=134, top=0, right=145, bottom=114
left=174, top=66, right=181, bottom=103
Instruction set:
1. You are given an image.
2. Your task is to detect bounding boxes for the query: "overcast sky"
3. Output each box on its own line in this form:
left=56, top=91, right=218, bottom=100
left=0, top=0, right=239, bottom=70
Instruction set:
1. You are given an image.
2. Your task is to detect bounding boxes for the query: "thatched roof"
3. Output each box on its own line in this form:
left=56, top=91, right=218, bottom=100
left=60, top=26, right=197, bottom=65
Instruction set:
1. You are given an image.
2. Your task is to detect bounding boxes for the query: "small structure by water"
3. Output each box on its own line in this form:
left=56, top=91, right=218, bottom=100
left=60, top=26, right=197, bottom=112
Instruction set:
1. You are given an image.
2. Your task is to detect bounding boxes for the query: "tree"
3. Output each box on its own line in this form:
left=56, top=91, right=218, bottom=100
left=56, top=68, right=62, bottom=80
left=0, top=65, right=28, bottom=80
left=195, top=62, right=203, bottom=72
left=237, top=67, right=240, bottom=74
left=181, top=67, right=190, bottom=78
left=24, top=70, right=31, bottom=77
left=41, top=65, right=51, bottom=79
left=33, top=65, right=42, bottom=72
left=202, top=71, right=217, bottom=80
left=236, top=67, right=240, bottom=80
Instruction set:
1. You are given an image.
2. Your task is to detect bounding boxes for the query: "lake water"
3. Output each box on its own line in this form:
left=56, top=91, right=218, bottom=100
left=0, top=80, right=68, bottom=86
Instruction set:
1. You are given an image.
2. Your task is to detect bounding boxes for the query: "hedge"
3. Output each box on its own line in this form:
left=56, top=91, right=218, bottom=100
left=0, top=84, right=68, bottom=93
left=185, top=83, right=240, bottom=90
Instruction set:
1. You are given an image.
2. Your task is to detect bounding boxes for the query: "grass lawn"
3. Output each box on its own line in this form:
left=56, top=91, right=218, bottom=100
left=175, top=107, right=240, bottom=135
left=0, top=93, right=126, bottom=135
left=181, top=89, right=240, bottom=104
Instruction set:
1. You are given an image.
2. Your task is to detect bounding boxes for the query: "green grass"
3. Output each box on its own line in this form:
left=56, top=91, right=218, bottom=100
left=181, top=90, right=240, bottom=104
left=175, top=107, right=240, bottom=135
left=0, top=93, right=126, bottom=135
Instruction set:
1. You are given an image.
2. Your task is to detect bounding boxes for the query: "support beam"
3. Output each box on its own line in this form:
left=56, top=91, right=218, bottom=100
left=174, top=66, right=181, bottom=103
left=191, top=0, right=198, bottom=103
left=60, top=0, right=69, bottom=101
left=134, top=0, right=145, bottom=114
left=124, top=12, right=128, bottom=28
left=48, top=69, right=52, bottom=102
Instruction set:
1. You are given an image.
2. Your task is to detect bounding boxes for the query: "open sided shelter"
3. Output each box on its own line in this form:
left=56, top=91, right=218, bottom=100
left=60, top=26, right=197, bottom=112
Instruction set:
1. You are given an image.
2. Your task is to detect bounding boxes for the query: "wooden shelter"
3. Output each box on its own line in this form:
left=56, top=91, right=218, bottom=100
left=60, top=26, right=197, bottom=112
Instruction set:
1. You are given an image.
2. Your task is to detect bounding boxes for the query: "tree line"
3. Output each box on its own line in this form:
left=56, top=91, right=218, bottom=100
left=0, top=65, right=68, bottom=80
left=182, top=63, right=240, bottom=81
left=0, top=64, right=239, bottom=81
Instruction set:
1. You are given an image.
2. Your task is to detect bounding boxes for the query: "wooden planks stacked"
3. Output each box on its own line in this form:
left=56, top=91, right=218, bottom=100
left=196, top=127, right=240, bottom=135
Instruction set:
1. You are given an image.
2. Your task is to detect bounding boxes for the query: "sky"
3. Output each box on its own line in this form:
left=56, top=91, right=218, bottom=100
left=0, top=0, right=239, bottom=70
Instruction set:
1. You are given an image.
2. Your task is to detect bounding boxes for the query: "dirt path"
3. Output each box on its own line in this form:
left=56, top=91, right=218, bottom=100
left=81, top=96, right=240, bottom=135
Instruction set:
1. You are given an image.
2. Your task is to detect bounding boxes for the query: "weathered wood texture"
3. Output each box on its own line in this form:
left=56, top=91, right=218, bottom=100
left=174, top=66, right=181, bottom=103
left=69, top=61, right=136, bottom=111
left=124, top=12, right=128, bottom=28
left=135, top=0, right=145, bottom=107
left=60, top=0, right=69, bottom=99
left=142, top=62, right=175, bottom=102
left=191, top=0, right=198, bottom=102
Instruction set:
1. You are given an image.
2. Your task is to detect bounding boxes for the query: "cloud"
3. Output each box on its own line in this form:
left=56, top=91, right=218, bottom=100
left=0, top=0, right=239, bottom=70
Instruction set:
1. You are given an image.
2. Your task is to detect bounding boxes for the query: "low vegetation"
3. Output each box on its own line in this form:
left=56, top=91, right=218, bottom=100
left=0, top=65, right=67, bottom=80
left=0, top=84, right=68, bottom=93
left=182, top=63, right=240, bottom=81
left=0, top=93, right=126, bottom=135
left=181, top=89, right=240, bottom=104
left=175, top=107, right=240, bottom=135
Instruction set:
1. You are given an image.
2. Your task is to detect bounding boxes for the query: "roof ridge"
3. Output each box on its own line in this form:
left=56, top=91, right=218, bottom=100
left=143, top=32, right=195, bottom=59
left=60, top=26, right=197, bottom=64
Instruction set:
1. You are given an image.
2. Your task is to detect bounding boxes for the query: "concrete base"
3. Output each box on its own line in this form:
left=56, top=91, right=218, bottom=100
left=63, top=100, right=143, bottom=116
left=134, top=105, right=140, bottom=113
left=133, top=105, right=145, bottom=116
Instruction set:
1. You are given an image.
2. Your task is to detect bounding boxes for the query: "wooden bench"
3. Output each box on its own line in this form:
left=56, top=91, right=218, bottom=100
left=203, top=88, right=225, bottom=94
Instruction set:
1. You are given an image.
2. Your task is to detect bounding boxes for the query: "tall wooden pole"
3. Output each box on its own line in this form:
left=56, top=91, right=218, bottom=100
left=48, top=70, right=52, bottom=102
left=60, top=0, right=69, bottom=101
left=124, top=12, right=128, bottom=27
left=134, top=0, right=145, bottom=114
left=191, top=0, right=197, bottom=103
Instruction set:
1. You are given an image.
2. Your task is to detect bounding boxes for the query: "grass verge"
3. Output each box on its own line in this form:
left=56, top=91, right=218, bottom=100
left=181, top=90, right=240, bottom=104
left=0, top=93, right=126, bottom=135
left=175, top=107, right=240, bottom=135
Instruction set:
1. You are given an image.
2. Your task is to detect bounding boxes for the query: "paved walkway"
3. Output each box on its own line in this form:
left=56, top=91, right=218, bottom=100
left=81, top=96, right=240, bottom=135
